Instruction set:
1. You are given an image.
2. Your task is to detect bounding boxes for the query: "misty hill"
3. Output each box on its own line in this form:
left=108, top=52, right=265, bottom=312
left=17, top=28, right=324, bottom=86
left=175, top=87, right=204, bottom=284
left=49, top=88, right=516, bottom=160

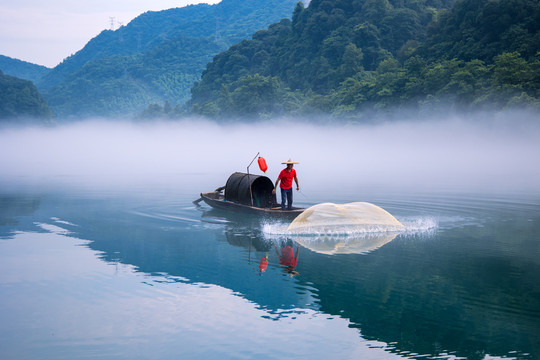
left=0, top=55, right=50, bottom=84
left=0, top=70, right=52, bottom=122
left=189, top=0, right=540, bottom=119
left=37, top=4, right=215, bottom=91
left=38, top=0, right=300, bottom=119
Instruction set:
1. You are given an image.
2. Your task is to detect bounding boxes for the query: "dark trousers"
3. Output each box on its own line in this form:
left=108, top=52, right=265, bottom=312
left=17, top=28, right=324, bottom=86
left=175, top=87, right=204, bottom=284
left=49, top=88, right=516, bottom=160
left=280, top=187, right=293, bottom=210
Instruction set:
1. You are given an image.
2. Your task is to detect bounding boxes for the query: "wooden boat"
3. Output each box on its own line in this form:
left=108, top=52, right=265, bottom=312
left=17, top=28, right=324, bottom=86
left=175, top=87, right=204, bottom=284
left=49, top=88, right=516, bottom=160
left=198, top=172, right=304, bottom=219
left=200, top=190, right=305, bottom=218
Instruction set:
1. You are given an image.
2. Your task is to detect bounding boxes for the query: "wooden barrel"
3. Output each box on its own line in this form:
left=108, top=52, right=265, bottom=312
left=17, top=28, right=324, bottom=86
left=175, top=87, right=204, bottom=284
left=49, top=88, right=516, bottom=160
left=225, top=172, right=276, bottom=207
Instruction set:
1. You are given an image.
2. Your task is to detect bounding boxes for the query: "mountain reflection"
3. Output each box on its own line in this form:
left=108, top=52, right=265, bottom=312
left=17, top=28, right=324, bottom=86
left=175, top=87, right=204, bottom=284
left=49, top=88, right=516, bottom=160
left=0, top=195, right=40, bottom=228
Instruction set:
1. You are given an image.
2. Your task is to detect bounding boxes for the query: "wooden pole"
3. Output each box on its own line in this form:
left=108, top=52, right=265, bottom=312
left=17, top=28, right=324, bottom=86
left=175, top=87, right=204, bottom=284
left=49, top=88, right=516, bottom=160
left=246, top=152, right=259, bottom=206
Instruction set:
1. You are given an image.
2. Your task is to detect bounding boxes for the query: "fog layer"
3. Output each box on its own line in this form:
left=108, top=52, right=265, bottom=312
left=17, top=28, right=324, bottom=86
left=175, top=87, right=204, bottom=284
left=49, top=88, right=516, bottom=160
left=1, top=113, right=539, bottom=194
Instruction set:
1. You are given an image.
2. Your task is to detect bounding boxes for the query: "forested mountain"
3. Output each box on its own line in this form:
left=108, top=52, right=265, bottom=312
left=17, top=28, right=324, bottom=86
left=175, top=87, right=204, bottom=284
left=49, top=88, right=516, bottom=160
left=189, top=0, right=540, bottom=119
left=0, top=70, right=52, bottom=122
left=418, top=0, right=540, bottom=62
left=39, top=0, right=300, bottom=119
left=0, top=55, right=50, bottom=84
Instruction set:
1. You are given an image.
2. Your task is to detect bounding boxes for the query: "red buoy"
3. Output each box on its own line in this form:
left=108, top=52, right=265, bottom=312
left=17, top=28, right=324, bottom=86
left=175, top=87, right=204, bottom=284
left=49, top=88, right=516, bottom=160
left=259, top=255, right=269, bottom=272
left=258, top=157, right=268, bottom=173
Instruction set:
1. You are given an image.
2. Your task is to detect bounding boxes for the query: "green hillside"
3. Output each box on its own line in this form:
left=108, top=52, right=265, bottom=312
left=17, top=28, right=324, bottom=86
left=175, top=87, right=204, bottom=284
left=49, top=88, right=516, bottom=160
left=40, top=0, right=300, bottom=119
left=0, top=55, right=50, bottom=84
left=36, top=4, right=213, bottom=91
left=189, top=0, right=540, bottom=119
left=0, top=70, right=52, bottom=122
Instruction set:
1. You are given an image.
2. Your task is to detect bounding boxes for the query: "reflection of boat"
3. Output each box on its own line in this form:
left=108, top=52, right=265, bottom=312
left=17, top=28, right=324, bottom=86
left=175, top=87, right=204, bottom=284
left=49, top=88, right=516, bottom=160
left=292, top=232, right=398, bottom=255
left=200, top=172, right=304, bottom=219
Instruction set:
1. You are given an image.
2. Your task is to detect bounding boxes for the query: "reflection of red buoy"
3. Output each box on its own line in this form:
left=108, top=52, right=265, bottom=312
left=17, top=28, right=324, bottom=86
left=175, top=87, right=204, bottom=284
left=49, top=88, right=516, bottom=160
left=259, top=254, right=269, bottom=272
left=258, top=157, right=268, bottom=173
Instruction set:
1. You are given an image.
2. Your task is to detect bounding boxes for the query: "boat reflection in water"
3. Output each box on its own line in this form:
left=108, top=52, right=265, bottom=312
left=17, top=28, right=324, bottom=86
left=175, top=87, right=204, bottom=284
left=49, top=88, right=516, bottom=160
left=217, top=216, right=302, bottom=276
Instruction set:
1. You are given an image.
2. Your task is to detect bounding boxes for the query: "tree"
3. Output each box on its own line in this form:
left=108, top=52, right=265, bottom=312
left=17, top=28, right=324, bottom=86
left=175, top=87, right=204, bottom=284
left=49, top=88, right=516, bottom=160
left=229, top=74, right=287, bottom=117
left=340, top=43, right=364, bottom=79
left=492, top=52, right=531, bottom=88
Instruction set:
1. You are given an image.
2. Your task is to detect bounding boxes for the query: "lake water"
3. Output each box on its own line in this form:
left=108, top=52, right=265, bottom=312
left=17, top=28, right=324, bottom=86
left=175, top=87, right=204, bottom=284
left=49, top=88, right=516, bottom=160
left=1, top=118, right=539, bottom=359
left=1, top=182, right=539, bottom=360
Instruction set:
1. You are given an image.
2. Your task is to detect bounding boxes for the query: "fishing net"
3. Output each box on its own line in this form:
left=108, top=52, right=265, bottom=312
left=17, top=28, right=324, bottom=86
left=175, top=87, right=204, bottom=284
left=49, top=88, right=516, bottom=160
left=287, top=202, right=404, bottom=234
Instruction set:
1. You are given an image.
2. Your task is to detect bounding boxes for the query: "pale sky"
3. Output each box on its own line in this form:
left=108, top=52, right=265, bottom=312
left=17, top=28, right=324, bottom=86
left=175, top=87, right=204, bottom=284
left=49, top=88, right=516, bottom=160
left=0, top=0, right=221, bottom=68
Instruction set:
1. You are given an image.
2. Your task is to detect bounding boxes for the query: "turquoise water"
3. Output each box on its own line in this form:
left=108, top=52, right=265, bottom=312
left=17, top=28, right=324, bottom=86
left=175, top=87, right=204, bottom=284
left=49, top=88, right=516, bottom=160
left=1, top=181, right=539, bottom=360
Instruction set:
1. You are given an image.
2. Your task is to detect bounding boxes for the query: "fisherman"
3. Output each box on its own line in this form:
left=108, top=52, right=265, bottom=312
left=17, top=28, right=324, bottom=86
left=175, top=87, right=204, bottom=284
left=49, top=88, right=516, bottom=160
left=272, top=158, right=300, bottom=210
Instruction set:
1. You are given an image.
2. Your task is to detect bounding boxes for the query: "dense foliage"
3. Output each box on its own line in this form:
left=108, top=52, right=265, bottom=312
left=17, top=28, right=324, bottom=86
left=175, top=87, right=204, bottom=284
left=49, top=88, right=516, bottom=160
left=39, top=0, right=299, bottom=119
left=189, top=0, right=540, bottom=119
left=0, top=55, right=50, bottom=84
left=418, top=0, right=540, bottom=62
left=0, top=70, right=52, bottom=121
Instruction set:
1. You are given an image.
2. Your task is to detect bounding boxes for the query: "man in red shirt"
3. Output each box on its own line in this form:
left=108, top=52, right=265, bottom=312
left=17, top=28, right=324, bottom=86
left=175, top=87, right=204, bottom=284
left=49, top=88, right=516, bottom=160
left=272, top=158, right=300, bottom=210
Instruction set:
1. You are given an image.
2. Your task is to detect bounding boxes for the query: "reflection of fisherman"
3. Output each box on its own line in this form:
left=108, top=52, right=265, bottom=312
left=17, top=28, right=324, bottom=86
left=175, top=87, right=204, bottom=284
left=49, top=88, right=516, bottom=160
left=272, top=158, right=300, bottom=211
left=274, top=240, right=300, bottom=276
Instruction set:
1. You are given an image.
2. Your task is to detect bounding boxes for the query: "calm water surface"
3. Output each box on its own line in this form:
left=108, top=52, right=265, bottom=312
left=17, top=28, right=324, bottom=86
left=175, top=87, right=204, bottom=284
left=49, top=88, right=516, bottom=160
left=1, top=179, right=539, bottom=360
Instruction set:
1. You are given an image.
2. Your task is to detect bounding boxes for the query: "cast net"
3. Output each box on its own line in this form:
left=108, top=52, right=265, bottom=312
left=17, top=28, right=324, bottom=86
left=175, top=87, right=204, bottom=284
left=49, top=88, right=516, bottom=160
left=287, top=202, right=404, bottom=234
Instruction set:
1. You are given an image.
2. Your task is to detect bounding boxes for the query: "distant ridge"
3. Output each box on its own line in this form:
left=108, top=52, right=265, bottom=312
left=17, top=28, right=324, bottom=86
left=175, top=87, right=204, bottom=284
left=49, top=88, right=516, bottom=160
left=0, top=55, right=50, bottom=84
left=36, top=4, right=215, bottom=91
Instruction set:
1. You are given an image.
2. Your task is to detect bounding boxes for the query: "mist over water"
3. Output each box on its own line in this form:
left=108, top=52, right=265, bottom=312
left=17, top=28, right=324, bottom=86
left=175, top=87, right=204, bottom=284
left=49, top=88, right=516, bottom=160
left=1, top=111, right=539, bottom=194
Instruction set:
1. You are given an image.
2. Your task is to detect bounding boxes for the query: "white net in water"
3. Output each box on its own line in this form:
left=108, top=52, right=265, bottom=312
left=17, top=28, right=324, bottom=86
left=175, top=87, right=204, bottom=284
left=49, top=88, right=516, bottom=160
left=292, top=232, right=399, bottom=255
left=287, top=202, right=404, bottom=234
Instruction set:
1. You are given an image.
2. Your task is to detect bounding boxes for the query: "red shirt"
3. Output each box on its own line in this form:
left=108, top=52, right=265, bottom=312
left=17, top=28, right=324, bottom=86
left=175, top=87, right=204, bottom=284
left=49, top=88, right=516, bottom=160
left=279, top=168, right=296, bottom=189
left=279, top=246, right=298, bottom=267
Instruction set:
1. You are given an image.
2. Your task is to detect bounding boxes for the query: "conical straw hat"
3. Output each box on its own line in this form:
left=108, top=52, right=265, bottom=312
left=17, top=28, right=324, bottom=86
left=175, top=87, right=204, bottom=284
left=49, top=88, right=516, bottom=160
left=282, top=158, right=299, bottom=164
